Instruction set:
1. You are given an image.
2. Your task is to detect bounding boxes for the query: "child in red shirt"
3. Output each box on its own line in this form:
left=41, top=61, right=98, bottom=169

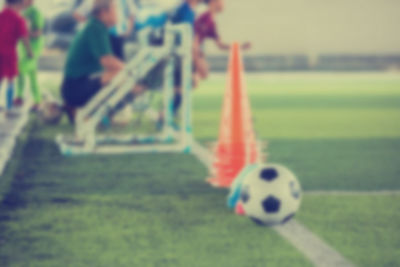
left=0, top=0, right=32, bottom=114
left=194, top=0, right=250, bottom=84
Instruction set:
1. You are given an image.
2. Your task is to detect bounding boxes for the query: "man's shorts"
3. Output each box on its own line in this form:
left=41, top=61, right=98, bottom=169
left=0, top=53, right=18, bottom=80
left=61, top=75, right=103, bottom=108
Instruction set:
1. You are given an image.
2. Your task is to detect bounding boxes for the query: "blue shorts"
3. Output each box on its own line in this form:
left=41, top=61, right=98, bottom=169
left=62, top=75, right=102, bottom=107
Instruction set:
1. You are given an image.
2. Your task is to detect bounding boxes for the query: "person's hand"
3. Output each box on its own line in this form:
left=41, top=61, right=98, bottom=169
left=241, top=42, right=252, bottom=50
left=193, top=74, right=200, bottom=89
left=27, top=50, right=34, bottom=59
left=30, top=30, right=42, bottom=39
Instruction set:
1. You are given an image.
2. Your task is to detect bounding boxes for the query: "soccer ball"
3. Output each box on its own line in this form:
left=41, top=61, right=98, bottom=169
left=239, top=163, right=302, bottom=226
left=38, top=101, right=63, bottom=125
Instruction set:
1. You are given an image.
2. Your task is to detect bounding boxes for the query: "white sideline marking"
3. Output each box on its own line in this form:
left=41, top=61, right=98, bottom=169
left=0, top=93, right=32, bottom=176
left=305, top=190, right=400, bottom=196
left=191, top=140, right=355, bottom=267
left=275, top=221, right=355, bottom=267
left=191, top=141, right=214, bottom=170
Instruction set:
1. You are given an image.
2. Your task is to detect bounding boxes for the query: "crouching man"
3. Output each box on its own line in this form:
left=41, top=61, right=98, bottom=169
left=61, top=0, right=126, bottom=122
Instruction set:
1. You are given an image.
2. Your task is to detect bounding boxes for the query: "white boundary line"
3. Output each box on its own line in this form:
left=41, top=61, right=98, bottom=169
left=0, top=111, right=30, bottom=176
left=305, top=190, right=400, bottom=196
left=274, top=221, right=355, bottom=267
left=191, top=140, right=355, bottom=267
left=0, top=95, right=31, bottom=177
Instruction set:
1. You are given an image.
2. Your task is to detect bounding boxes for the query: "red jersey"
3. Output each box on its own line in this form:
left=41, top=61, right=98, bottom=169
left=194, top=11, right=219, bottom=45
left=0, top=7, right=28, bottom=79
left=0, top=7, right=28, bottom=55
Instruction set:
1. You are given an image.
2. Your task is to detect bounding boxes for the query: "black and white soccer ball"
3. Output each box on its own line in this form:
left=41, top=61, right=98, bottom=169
left=240, top=164, right=302, bottom=226
left=38, top=100, right=64, bottom=125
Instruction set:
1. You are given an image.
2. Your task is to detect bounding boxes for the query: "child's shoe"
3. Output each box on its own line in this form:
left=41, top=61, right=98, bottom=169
left=13, top=98, right=24, bottom=107
left=30, top=104, right=40, bottom=113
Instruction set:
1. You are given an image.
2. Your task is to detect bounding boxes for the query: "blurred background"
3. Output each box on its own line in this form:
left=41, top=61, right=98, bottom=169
left=30, top=0, right=400, bottom=72
left=1, top=1, right=399, bottom=266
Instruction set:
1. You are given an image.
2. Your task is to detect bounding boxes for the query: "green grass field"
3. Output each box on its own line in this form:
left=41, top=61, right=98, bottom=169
left=1, top=73, right=400, bottom=266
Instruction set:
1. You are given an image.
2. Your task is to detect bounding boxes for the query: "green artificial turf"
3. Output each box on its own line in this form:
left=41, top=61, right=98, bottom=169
left=298, top=194, right=400, bottom=267
left=193, top=73, right=400, bottom=190
left=1, top=72, right=400, bottom=266
left=0, top=127, right=311, bottom=267
left=193, top=74, right=400, bottom=140
left=0, top=121, right=33, bottom=201
left=268, top=138, right=400, bottom=191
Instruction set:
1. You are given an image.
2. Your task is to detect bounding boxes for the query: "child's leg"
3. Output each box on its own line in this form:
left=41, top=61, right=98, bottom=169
left=195, top=55, right=209, bottom=80
left=6, top=80, right=15, bottom=110
left=28, top=69, right=41, bottom=104
left=173, top=87, right=182, bottom=116
left=17, top=42, right=30, bottom=102
left=0, top=79, right=2, bottom=107
left=17, top=73, right=25, bottom=100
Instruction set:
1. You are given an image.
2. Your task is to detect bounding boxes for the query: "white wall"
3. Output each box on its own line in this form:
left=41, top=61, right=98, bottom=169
left=203, top=0, right=400, bottom=55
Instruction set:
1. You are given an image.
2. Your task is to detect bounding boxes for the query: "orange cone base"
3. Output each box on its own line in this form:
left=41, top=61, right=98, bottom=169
left=206, top=177, right=232, bottom=188
left=235, top=202, right=246, bottom=216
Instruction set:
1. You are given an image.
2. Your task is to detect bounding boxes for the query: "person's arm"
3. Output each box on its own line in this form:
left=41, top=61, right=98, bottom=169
left=123, top=0, right=137, bottom=37
left=18, top=17, right=33, bottom=58
left=30, top=8, right=45, bottom=39
left=30, top=29, right=42, bottom=38
left=215, top=38, right=230, bottom=51
left=122, top=16, right=135, bottom=38
left=210, top=23, right=229, bottom=51
left=73, top=0, right=91, bottom=23
left=193, top=34, right=201, bottom=58
left=88, top=17, right=124, bottom=71
left=21, top=36, right=33, bottom=58
left=73, top=11, right=87, bottom=23
left=215, top=39, right=252, bottom=51
left=100, top=55, right=124, bottom=71
left=241, top=42, right=252, bottom=50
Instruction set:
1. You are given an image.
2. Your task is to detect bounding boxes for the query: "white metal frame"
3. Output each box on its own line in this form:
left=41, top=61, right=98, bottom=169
left=0, top=106, right=31, bottom=176
left=56, top=24, right=194, bottom=155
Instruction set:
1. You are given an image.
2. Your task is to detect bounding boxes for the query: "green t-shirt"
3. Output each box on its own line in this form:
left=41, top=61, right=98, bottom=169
left=65, top=17, right=112, bottom=79
left=24, top=6, right=45, bottom=46
left=18, top=5, right=45, bottom=64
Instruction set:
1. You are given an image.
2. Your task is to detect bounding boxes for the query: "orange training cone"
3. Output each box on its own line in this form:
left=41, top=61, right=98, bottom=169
left=207, top=42, right=260, bottom=188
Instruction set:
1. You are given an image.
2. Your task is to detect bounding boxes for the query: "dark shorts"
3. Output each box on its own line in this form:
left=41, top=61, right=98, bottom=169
left=109, top=34, right=125, bottom=60
left=61, top=75, right=102, bottom=107
left=0, top=53, right=18, bottom=80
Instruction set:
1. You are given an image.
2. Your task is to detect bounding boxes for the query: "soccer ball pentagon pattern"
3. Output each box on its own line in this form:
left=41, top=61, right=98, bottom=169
left=38, top=100, right=64, bottom=125
left=240, top=164, right=302, bottom=226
